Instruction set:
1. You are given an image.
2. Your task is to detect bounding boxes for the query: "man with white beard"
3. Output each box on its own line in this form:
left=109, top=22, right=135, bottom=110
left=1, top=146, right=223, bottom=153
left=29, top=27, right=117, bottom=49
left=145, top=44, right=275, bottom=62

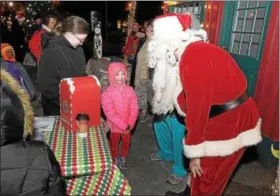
left=148, top=13, right=201, bottom=185
left=148, top=13, right=262, bottom=196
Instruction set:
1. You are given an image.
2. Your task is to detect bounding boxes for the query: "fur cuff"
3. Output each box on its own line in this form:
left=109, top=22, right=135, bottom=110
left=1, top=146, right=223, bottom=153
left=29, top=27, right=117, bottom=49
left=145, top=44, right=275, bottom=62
left=184, top=118, right=262, bottom=158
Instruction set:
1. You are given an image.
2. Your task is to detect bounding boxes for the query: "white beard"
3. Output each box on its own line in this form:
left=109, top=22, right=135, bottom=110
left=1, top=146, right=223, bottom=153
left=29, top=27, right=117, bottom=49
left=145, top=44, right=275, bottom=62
left=148, top=39, right=183, bottom=115
left=148, top=29, right=208, bottom=115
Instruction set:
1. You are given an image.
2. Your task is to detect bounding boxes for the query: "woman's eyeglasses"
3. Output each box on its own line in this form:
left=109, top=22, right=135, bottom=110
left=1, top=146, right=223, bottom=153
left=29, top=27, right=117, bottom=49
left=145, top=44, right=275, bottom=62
left=72, top=33, right=86, bottom=44
left=146, top=30, right=153, bottom=33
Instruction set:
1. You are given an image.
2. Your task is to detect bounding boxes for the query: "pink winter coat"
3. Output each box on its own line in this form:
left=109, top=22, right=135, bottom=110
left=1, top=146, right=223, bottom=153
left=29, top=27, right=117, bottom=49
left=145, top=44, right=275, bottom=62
left=101, top=62, right=139, bottom=133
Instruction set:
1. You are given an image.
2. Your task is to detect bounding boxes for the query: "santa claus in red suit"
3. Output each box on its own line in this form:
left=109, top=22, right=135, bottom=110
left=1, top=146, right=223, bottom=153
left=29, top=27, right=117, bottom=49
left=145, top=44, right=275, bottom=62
left=148, top=13, right=262, bottom=196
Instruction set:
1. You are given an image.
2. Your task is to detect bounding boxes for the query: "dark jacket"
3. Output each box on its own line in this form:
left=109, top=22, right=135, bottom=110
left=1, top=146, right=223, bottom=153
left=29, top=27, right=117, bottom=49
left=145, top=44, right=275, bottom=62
left=41, top=32, right=56, bottom=50
left=0, top=69, right=66, bottom=196
left=38, top=36, right=86, bottom=101
left=130, top=37, right=146, bottom=86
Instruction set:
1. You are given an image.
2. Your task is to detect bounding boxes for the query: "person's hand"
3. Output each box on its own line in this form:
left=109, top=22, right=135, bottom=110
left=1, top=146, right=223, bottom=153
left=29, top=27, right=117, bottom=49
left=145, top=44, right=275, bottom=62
left=123, top=126, right=131, bottom=134
left=136, top=32, right=145, bottom=38
left=189, top=158, right=203, bottom=178
left=174, top=48, right=179, bottom=61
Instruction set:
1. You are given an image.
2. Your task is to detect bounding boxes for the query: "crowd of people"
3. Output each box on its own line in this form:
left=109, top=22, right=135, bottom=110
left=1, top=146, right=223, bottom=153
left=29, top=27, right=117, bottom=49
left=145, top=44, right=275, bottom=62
left=1, top=14, right=90, bottom=114
left=1, top=10, right=263, bottom=196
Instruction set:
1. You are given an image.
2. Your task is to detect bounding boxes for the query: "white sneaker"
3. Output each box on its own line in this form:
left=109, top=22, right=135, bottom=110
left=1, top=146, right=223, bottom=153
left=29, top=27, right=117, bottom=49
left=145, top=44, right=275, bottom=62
left=166, top=174, right=185, bottom=185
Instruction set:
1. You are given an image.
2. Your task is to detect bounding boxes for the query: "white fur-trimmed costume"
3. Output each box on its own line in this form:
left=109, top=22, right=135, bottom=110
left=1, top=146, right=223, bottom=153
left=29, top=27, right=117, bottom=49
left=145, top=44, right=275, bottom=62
left=149, top=13, right=262, bottom=195
left=148, top=13, right=207, bottom=116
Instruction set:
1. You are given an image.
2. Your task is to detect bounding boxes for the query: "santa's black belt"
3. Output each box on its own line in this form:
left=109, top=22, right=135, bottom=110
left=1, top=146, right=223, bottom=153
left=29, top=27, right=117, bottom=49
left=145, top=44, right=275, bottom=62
left=209, top=92, right=249, bottom=119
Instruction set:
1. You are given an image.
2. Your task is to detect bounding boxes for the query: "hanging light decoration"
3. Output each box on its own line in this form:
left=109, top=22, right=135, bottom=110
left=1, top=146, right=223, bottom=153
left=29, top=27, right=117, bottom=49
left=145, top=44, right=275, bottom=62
left=123, top=1, right=137, bottom=65
left=125, top=1, right=137, bottom=38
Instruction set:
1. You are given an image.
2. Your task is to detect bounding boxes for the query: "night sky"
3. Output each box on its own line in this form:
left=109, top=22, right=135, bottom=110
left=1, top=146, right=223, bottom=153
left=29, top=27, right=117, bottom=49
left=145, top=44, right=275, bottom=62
left=58, top=1, right=163, bottom=27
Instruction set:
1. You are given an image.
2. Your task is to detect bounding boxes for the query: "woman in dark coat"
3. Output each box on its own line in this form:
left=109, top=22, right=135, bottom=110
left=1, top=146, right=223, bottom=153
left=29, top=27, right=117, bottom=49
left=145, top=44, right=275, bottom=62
left=38, top=16, right=89, bottom=116
left=0, top=69, right=66, bottom=196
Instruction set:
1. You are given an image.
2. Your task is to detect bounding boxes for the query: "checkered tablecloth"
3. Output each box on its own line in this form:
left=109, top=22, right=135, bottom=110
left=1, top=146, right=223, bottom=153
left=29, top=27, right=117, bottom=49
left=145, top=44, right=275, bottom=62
left=41, top=116, right=131, bottom=195
left=66, top=165, right=131, bottom=196
left=44, top=117, right=112, bottom=177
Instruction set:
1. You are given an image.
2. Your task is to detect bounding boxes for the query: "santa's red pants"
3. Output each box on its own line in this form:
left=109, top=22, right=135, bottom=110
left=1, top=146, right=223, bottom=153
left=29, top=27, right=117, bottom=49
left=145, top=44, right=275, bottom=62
left=109, top=132, right=131, bottom=158
left=191, top=148, right=245, bottom=196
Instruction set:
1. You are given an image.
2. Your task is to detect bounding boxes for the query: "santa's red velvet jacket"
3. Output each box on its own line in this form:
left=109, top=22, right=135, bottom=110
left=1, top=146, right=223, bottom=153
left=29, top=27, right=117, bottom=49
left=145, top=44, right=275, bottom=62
left=177, top=41, right=262, bottom=158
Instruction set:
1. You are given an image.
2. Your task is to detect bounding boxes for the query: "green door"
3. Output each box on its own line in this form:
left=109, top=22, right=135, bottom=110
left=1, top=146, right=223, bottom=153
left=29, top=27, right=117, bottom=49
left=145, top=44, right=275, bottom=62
left=219, top=1, right=272, bottom=96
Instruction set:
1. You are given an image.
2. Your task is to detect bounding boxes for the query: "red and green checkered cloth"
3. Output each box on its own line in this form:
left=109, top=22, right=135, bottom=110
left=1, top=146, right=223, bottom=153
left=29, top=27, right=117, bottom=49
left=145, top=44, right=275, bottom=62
left=43, top=116, right=131, bottom=195
left=66, top=165, right=131, bottom=196
left=44, top=117, right=112, bottom=177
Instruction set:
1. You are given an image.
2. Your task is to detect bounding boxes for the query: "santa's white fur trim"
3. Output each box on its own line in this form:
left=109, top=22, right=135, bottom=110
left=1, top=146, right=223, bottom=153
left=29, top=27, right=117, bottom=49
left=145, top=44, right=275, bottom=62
left=184, top=118, right=262, bottom=158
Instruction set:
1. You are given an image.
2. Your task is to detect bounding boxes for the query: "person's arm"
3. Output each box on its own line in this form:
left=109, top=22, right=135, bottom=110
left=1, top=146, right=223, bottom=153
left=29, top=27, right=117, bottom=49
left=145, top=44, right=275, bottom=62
left=29, top=31, right=42, bottom=60
left=127, top=89, right=139, bottom=129
left=37, top=48, right=60, bottom=99
left=46, top=145, right=66, bottom=196
left=101, top=90, right=128, bottom=131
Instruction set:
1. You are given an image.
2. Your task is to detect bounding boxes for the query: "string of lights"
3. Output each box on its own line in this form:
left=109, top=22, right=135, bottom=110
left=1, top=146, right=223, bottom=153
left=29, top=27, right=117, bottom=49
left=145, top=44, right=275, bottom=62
left=123, top=1, right=137, bottom=64
left=0, top=1, right=57, bottom=40
left=125, top=1, right=137, bottom=41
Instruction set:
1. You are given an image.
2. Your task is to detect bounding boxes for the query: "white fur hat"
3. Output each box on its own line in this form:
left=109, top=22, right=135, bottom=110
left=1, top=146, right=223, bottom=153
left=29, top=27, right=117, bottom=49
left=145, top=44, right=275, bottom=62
left=153, top=13, right=191, bottom=38
left=153, top=13, right=207, bottom=43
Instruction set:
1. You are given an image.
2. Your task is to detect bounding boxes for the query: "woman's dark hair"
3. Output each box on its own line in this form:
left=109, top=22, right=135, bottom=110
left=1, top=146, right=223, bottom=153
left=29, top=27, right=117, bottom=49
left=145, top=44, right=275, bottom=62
left=145, top=19, right=154, bottom=29
left=75, top=113, right=90, bottom=121
left=42, top=15, right=57, bottom=26
left=61, top=16, right=89, bottom=35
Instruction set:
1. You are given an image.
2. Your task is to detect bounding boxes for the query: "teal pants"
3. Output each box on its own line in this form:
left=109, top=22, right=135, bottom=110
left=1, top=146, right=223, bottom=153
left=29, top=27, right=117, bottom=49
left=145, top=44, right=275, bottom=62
left=154, top=115, right=187, bottom=177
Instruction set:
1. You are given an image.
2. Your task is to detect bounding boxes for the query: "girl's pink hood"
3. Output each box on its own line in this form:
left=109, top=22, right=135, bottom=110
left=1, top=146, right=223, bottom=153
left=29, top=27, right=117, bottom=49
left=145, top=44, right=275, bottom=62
left=107, top=62, right=128, bottom=87
left=102, top=62, right=139, bottom=133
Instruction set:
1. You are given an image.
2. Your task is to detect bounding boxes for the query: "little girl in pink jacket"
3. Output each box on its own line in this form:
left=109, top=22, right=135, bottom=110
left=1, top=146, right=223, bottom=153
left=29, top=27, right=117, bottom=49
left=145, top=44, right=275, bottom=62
left=101, top=62, right=139, bottom=169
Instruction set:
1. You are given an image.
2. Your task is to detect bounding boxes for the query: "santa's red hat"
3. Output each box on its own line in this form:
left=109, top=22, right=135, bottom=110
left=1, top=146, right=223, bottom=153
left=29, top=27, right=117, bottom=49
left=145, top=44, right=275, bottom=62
left=155, top=13, right=192, bottom=31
